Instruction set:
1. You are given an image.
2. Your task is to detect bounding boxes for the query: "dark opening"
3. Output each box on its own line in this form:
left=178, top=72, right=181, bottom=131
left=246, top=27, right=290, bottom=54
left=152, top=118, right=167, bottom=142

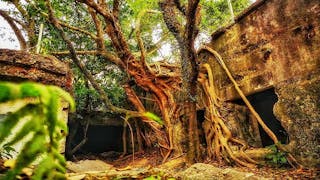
left=233, top=88, right=289, bottom=147
left=69, top=124, right=123, bottom=155
left=197, top=110, right=207, bottom=146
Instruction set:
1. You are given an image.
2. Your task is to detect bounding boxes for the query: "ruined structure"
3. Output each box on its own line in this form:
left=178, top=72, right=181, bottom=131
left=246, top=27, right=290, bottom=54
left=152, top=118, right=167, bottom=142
left=0, top=49, right=72, bottom=91
left=0, top=49, right=72, bottom=152
left=199, top=0, right=320, bottom=167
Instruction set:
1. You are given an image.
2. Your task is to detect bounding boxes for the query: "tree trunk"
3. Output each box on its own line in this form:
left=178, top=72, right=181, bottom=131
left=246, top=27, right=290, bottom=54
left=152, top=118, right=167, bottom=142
left=159, top=0, right=201, bottom=163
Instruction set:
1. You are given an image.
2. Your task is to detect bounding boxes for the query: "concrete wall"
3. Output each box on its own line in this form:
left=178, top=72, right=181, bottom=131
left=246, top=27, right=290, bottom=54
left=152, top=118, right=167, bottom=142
left=199, top=0, right=320, bottom=167
left=200, top=0, right=320, bottom=101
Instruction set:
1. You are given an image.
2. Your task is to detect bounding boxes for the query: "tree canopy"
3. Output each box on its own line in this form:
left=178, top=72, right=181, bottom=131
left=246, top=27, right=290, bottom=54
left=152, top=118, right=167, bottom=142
left=1, top=0, right=256, bottom=165
left=0, top=0, right=251, bottom=112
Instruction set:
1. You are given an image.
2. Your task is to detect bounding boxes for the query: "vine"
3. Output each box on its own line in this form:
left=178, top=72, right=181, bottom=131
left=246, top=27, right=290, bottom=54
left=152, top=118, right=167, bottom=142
left=0, top=82, right=75, bottom=180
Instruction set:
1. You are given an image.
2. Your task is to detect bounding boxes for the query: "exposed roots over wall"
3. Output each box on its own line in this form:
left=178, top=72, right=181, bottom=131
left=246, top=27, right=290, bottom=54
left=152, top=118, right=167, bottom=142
left=198, top=46, right=301, bottom=168
left=198, top=64, right=257, bottom=168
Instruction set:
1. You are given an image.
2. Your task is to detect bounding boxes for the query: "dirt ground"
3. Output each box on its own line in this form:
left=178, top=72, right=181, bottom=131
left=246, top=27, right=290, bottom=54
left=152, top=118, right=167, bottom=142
left=66, top=150, right=319, bottom=179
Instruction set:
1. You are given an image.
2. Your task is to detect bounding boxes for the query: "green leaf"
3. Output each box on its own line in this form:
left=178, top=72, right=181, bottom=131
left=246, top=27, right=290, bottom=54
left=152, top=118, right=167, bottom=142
left=0, top=105, right=34, bottom=144
left=1, top=75, right=72, bottom=179
left=47, top=171, right=66, bottom=180
left=143, top=112, right=164, bottom=125
left=0, top=83, right=11, bottom=102
left=31, top=157, right=55, bottom=180
left=280, top=157, right=287, bottom=164
left=52, top=148, right=66, bottom=167
left=47, top=89, right=60, bottom=137
left=6, top=133, right=46, bottom=180
left=266, top=144, right=277, bottom=153
left=6, top=118, right=39, bottom=147
left=20, top=82, right=50, bottom=105
left=143, top=175, right=161, bottom=180
left=49, top=86, right=75, bottom=112
left=0, top=82, right=20, bottom=102
left=20, top=82, right=42, bottom=98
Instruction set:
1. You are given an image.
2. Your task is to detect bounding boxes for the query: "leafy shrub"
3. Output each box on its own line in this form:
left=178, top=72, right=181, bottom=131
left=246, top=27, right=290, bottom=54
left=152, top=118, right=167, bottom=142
left=265, top=144, right=288, bottom=167
left=0, top=82, right=75, bottom=180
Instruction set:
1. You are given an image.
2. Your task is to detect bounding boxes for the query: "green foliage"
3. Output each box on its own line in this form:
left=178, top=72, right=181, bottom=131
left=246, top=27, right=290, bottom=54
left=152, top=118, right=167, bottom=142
left=1, top=0, right=252, bottom=115
left=143, top=112, right=164, bottom=125
left=0, top=82, right=75, bottom=180
left=201, top=0, right=251, bottom=32
left=0, top=144, right=16, bottom=160
left=143, top=175, right=162, bottom=180
left=265, top=144, right=288, bottom=167
left=73, top=62, right=127, bottom=112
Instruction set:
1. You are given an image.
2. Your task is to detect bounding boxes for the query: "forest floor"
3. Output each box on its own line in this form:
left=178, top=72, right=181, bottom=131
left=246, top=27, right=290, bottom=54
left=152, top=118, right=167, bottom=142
left=66, top=149, right=319, bottom=179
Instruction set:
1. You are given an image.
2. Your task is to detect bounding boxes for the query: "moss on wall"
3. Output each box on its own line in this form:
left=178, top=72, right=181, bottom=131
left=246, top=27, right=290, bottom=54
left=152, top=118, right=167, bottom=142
left=274, top=74, right=320, bottom=167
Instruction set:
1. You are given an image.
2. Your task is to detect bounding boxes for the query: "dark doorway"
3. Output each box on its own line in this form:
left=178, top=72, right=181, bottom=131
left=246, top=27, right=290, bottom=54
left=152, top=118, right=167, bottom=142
left=233, top=88, right=289, bottom=147
left=197, top=110, right=207, bottom=146
left=68, top=124, right=123, bottom=156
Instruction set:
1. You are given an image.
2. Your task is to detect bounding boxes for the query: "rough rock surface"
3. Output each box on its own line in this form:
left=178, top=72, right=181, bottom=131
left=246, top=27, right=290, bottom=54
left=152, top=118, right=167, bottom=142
left=176, top=163, right=269, bottom=180
left=67, top=160, right=114, bottom=173
left=0, top=49, right=72, bottom=92
left=274, top=75, right=320, bottom=167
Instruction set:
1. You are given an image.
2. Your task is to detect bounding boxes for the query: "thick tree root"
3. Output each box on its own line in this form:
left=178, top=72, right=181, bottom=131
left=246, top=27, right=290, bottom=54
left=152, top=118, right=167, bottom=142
left=198, top=64, right=256, bottom=168
left=233, top=148, right=273, bottom=160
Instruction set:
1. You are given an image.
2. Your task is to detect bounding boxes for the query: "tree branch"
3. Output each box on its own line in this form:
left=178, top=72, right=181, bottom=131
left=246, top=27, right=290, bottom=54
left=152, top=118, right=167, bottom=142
left=50, top=50, right=125, bottom=68
left=0, top=10, right=27, bottom=50
left=88, top=7, right=105, bottom=50
left=12, top=0, right=30, bottom=22
left=113, top=0, right=121, bottom=19
left=174, top=0, right=186, bottom=15
left=133, top=31, right=171, bottom=58
left=26, top=2, right=98, bottom=40
left=45, top=0, right=136, bottom=115
left=79, top=0, right=131, bottom=60
left=77, top=0, right=113, bottom=21
left=159, top=0, right=184, bottom=44
left=58, top=20, right=98, bottom=40
left=186, top=0, right=200, bottom=41
left=12, top=0, right=36, bottom=49
left=8, top=15, right=27, bottom=29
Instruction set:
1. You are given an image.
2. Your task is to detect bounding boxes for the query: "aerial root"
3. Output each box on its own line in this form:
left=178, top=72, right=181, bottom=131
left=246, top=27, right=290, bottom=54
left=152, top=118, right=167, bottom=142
left=121, top=116, right=135, bottom=162
left=199, top=63, right=256, bottom=168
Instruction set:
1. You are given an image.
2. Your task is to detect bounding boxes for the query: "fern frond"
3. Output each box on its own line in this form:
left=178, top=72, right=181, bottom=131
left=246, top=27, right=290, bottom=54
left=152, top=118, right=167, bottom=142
left=0, top=81, right=75, bottom=180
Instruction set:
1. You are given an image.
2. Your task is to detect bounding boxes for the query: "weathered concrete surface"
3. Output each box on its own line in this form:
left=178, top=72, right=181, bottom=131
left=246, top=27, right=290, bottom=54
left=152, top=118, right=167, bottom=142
left=199, top=0, right=320, bottom=167
left=201, top=0, right=320, bottom=101
left=274, top=74, right=320, bottom=167
left=0, top=49, right=72, bottom=92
